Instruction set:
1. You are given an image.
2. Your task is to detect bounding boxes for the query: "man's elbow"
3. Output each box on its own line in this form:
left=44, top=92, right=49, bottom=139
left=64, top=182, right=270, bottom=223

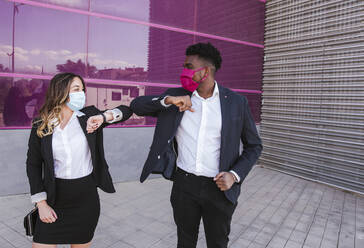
left=252, top=143, right=263, bottom=160
left=246, top=143, right=263, bottom=159
left=257, top=143, right=263, bottom=155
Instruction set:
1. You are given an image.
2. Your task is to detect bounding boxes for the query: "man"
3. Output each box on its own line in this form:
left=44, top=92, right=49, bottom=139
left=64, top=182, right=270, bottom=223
left=131, top=42, right=262, bottom=248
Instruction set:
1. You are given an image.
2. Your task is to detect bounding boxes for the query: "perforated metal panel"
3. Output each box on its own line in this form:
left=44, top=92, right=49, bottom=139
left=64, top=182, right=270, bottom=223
left=260, top=0, right=364, bottom=194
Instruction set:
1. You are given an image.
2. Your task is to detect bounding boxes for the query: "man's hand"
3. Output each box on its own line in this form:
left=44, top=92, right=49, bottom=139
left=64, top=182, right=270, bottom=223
left=165, top=96, right=194, bottom=112
left=86, top=114, right=104, bottom=133
left=214, top=172, right=236, bottom=191
left=37, top=200, right=58, bottom=224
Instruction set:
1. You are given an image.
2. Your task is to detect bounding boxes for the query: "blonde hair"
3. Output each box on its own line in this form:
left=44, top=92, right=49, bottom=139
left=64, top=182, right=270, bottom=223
left=35, top=73, right=85, bottom=137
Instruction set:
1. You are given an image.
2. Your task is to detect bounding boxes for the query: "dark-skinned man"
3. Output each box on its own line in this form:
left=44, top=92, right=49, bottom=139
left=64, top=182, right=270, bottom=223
left=131, top=42, right=262, bottom=248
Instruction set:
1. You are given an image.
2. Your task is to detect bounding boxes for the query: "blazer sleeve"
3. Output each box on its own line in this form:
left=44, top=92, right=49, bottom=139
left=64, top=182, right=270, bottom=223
left=82, top=105, right=133, bottom=128
left=130, top=89, right=172, bottom=117
left=101, top=104, right=133, bottom=128
left=26, top=124, right=45, bottom=196
left=230, top=96, right=263, bottom=183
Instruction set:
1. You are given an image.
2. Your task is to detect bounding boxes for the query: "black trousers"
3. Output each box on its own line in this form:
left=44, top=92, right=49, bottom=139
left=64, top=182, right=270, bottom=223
left=170, top=168, right=237, bottom=248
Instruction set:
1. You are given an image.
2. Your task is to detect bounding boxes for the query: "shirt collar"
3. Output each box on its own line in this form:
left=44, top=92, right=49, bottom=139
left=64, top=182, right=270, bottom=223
left=212, top=81, right=219, bottom=96
left=74, top=110, right=86, bottom=117
left=53, top=110, right=85, bottom=132
left=68, top=110, right=85, bottom=122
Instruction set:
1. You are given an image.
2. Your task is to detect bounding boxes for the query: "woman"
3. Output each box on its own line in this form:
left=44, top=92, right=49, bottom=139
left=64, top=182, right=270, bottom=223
left=26, top=72, right=132, bottom=248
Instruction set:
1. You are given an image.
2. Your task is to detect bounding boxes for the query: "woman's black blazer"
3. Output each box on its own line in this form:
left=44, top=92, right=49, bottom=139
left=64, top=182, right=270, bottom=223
left=26, top=105, right=132, bottom=205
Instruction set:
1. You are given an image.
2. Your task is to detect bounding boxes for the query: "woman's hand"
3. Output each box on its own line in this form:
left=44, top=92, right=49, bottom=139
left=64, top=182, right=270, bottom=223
left=36, top=200, right=58, bottom=223
left=86, top=114, right=104, bottom=133
left=87, top=112, right=114, bottom=133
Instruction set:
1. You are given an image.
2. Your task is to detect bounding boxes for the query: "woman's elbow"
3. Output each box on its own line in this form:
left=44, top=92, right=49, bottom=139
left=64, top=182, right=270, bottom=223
left=129, top=100, right=144, bottom=116
left=122, top=106, right=133, bottom=121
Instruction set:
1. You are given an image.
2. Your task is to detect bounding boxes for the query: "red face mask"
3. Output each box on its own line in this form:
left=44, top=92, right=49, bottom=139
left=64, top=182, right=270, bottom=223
left=180, top=67, right=208, bottom=92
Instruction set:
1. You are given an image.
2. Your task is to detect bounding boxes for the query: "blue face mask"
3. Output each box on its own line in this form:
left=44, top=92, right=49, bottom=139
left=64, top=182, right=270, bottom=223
left=66, top=91, right=86, bottom=111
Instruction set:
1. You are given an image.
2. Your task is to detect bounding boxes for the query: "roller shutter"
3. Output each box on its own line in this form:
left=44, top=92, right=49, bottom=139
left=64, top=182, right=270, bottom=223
left=260, top=0, right=364, bottom=194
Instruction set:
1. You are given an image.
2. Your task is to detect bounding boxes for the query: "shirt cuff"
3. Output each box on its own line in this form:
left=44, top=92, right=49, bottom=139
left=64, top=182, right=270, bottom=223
left=31, top=192, right=47, bottom=203
left=160, top=96, right=172, bottom=107
left=230, top=170, right=241, bottom=183
left=105, top=108, right=123, bottom=123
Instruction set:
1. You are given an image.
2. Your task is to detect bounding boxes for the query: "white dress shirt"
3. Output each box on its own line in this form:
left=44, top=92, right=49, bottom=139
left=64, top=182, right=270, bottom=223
left=52, top=111, right=93, bottom=179
left=31, top=108, right=122, bottom=203
left=162, top=82, right=240, bottom=181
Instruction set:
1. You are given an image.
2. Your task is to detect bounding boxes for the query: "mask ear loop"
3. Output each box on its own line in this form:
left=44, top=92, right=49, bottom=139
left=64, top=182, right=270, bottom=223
left=197, top=67, right=208, bottom=82
left=192, top=67, right=208, bottom=83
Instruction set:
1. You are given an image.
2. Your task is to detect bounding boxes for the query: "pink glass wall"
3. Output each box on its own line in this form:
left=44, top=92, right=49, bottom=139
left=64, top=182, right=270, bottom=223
left=0, top=0, right=265, bottom=128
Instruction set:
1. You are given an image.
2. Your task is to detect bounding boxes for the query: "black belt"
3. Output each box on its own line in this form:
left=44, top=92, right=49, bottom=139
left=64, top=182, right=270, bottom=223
left=176, top=167, right=214, bottom=180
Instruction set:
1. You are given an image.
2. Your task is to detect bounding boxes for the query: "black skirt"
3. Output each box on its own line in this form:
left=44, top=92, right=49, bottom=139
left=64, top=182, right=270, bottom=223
left=33, top=174, right=100, bottom=244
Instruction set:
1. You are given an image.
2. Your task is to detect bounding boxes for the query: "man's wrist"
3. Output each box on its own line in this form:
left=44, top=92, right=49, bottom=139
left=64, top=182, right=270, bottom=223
left=229, top=171, right=240, bottom=183
left=160, top=96, right=172, bottom=107
left=230, top=172, right=237, bottom=182
left=104, top=109, right=123, bottom=123
left=164, top=96, right=172, bottom=105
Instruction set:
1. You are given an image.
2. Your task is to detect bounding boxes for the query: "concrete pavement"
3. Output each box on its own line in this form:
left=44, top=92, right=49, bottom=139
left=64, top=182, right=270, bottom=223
left=0, top=167, right=363, bottom=248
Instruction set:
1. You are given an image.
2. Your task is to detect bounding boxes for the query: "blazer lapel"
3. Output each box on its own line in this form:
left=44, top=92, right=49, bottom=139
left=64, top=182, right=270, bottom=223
left=218, top=84, right=229, bottom=171
left=174, top=111, right=184, bottom=133
left=77, top=115, right=96, bottom=155
left=173, top=88, right=193, bottom=134
left=42, top=133, right=55, bottom=176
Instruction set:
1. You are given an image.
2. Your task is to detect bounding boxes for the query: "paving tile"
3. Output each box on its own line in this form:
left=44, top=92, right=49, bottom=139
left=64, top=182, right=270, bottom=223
left=284, top=240, right=302, bottom=248
left=229, top=238, right=252, bottom=248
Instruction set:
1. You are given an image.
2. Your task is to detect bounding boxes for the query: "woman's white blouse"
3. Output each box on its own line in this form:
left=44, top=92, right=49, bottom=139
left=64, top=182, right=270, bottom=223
left=52, top=111, right=93, bottom=179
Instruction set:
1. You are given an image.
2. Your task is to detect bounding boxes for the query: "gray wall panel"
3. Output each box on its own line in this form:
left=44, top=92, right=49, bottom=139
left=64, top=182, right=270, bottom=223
left=0, top=127, right=155, bottom=196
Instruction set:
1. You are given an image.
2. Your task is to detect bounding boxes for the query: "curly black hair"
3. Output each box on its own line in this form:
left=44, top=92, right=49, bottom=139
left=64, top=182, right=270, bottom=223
left=185, top=42, right=222, bottom=72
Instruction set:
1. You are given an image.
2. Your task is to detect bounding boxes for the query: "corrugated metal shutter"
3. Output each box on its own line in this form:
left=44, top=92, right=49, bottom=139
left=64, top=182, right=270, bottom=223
left=260, top=0, right=364, bottom=194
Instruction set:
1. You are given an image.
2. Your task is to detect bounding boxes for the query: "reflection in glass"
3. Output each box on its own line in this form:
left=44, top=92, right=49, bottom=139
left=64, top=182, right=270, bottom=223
left=85, top=82, right=147, bottom=126
left=91, top=0, right=150, bottom=23
left=31, top=0, right=90, bottom=10
left=0, top=0, right=264, bottom=128
left=0, top=77, right=48, bottom=127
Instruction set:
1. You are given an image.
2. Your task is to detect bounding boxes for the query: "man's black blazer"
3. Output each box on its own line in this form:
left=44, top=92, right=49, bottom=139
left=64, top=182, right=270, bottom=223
left=130, top=84, right=262, bottom=204
left=26, top=105, right=132, bottom=206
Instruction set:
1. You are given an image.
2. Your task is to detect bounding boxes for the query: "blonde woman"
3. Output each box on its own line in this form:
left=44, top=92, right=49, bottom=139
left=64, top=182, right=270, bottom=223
left=26, top=72, right=132, bottom=248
